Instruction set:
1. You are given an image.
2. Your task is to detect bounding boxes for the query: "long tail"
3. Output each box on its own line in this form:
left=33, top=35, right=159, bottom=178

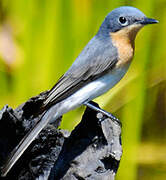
left=1, top=106, right=57, bottom=177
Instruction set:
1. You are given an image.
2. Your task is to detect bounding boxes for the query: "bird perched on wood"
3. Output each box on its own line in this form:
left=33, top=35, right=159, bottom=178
left=1, top=6, right=158, bottom=177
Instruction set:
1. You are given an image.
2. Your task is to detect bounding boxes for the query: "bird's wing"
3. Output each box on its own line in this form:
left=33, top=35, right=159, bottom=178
left=43, top=37, right=118, bottom=108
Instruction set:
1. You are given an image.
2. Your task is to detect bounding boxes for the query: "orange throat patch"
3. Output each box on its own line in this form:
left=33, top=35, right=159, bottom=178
left=110, top=24, right=142, bottom=68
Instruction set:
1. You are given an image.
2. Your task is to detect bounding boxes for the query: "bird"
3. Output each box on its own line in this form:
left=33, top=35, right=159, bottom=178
left=1, top=6, right=158, bottom=177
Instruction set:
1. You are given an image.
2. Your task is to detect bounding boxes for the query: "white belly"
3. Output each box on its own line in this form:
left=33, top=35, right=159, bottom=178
left=47, top=65, right=130, bottom=122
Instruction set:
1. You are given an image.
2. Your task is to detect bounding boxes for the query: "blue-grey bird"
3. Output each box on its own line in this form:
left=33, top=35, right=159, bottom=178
left=1, top=6, right=158, bottom=177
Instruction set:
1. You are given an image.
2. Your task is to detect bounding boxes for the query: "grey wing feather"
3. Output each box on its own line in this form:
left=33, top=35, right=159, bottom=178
left=43, top=36, right=118, bottom=107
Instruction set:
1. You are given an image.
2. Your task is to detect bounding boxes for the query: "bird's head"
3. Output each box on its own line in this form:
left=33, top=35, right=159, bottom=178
left=98, top=6, right=158, bottom=43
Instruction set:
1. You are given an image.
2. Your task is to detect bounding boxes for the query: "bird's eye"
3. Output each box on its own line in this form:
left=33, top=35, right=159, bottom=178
left=119, top=16, right=128, bottom=26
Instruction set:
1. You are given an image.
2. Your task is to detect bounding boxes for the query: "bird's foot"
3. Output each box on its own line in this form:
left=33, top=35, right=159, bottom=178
left=83, top=101, right=121, bottom=126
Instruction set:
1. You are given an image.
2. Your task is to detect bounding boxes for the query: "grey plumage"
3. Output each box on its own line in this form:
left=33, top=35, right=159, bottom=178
left=44, top=35, right=118, bottom=107
left=43, top=6, right=147, bottom=107
left=98, top=6, right=146, bottom=33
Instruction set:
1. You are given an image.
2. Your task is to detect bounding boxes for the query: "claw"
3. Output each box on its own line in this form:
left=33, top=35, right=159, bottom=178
left=83, top=101, right=121, bottom=126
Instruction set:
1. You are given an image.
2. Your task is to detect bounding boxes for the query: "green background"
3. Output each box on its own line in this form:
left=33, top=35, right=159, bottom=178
left=0, top=0, right=166, bottom=179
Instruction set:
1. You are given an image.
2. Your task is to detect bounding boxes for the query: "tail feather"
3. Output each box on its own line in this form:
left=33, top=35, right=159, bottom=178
left=1, top=111, right=51, bottom=177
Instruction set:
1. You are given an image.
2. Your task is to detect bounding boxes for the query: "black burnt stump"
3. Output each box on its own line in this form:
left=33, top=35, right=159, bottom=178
left=0, top=93, right=122, bottom=180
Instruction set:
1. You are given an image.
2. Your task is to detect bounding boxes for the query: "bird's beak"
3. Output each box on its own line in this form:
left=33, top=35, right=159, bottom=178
left=138, top=17, right=159, bottom=25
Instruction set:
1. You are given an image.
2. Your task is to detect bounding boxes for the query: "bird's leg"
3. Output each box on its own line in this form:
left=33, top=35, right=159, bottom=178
left=83, top=101, right=121, bottom=126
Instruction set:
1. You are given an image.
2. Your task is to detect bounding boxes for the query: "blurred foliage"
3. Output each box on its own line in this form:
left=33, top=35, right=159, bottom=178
left=0, top=0, right=166, bottom=180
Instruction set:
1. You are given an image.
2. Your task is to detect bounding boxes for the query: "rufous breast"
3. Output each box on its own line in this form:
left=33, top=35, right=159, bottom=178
left=111, top=24, right=142, bottom=68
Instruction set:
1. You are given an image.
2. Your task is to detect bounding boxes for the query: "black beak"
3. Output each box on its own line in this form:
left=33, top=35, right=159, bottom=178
left=139, top=17, right=159, bottom=25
